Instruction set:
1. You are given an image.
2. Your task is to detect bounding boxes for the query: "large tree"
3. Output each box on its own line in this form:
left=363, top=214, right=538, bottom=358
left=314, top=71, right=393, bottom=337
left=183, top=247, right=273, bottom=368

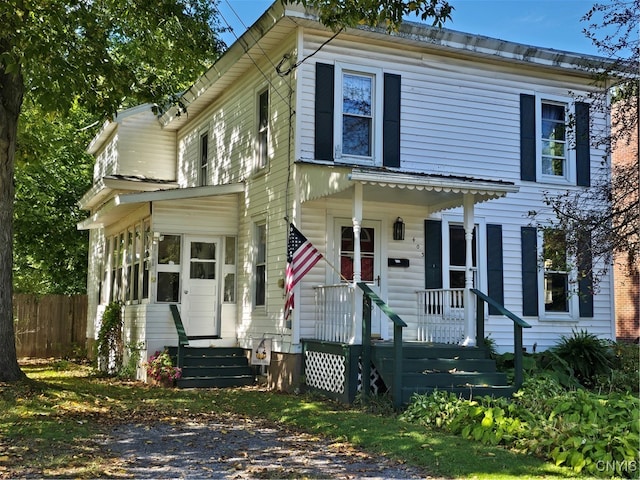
left=13, top=100, right=95, bottom=295
left=0, top=0, right=227, bottom=382
left=0, top=0, right=452, bottom=381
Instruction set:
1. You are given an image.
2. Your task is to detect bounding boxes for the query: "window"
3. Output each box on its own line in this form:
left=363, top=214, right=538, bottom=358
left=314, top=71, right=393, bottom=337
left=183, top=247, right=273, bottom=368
left=521, top=94, right=590, bottom=186
left=340, top=226, right=375, bottom=282
left=156, top=234, right=181, bottom=303
left=342, top=73, right=373, bottom=157
left=543, top=230, right=569, bottom=313
left=447, top=224, right=477, bottom=289
left=257, top=89, right=269, bottom=170
left=254, top=223, right=266, bottom=307
left=334, top=64, right=383, bottom=164
left=223, top=236, right=237, bottom=303
left=540, top=101, right=567, bottom=178
left=199, top=132, right=209, bottom=186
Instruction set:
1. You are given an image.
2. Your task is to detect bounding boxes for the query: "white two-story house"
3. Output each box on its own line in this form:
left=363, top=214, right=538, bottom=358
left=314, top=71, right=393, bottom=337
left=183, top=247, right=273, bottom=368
left=78, top=2, right=614, bottom=402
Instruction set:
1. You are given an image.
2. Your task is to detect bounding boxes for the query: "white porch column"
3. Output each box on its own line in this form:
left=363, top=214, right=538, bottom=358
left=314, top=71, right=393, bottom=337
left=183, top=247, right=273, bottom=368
left=353, top=183, right=363, bottom=343
left=463, top=193, right=476, bottom=346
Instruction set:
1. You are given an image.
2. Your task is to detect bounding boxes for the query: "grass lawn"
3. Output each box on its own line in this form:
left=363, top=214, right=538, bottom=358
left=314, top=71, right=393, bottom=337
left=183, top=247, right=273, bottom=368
left=0, top=361, right=582, bottom=479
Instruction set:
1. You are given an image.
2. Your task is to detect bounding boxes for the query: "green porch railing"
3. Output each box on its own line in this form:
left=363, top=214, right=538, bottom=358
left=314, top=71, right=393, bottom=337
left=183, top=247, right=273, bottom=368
left=471, top=288, right=531, bottom=388
left=357, top=282, right=407, bottom=409
left=169, top=304, right=189, bottom=368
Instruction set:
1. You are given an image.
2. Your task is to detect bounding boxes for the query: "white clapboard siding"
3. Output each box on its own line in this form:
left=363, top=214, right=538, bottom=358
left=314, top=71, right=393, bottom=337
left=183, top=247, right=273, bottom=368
left=152, top=196, right=239, bottom=235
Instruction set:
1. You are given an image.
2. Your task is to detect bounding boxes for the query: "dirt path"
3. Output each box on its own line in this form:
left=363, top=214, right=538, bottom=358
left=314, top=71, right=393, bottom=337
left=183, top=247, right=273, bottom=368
left=97, top=414, right=441, bottom=479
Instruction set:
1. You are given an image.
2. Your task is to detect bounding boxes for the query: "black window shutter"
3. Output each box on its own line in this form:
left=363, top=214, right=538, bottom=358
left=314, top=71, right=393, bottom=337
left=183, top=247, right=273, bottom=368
left=315, top=63, right=334, bottom=161
left=383, top=73, right=401, bottom=168
left=520, top=94, right=536, bottom=181
left=424, top=220, right=443, bottom=289
left=521, top=226, right=538, bottom=316
left=575, top=101, right=590, bottom=187
left=486, top=224, right=504, bottom=315
left=578, top=233, right=594, bottom=317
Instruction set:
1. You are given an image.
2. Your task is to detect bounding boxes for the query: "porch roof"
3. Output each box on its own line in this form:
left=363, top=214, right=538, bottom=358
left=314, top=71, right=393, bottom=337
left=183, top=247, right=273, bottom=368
left=296, top=163, right=518, bottom=214
left=77, top=183, right=244, bottom=230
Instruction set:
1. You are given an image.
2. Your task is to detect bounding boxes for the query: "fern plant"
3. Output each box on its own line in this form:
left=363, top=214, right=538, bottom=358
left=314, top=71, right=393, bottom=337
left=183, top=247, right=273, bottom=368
left=550, top=329, right=614, bottom=388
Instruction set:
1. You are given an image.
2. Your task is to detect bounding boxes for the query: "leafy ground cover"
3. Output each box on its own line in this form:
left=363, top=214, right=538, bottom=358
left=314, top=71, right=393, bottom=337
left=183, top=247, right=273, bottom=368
left=1, top=361, right=580, bottom=479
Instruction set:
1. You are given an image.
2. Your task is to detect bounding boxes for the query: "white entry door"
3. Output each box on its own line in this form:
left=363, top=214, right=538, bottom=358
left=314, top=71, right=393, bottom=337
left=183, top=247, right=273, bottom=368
left=182, top=236, right=219, bottom=338
left=336, top=220, right=383, bottom=337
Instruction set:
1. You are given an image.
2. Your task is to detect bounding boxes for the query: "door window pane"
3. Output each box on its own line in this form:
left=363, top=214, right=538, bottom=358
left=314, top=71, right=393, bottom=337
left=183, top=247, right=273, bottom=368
left=255, top=224, right=266, bottom=306
left=157, top=272, right=180, bottom=303
left=340, top=226, right=374, bottom=282
left=158, top=235, right=181, bottom=264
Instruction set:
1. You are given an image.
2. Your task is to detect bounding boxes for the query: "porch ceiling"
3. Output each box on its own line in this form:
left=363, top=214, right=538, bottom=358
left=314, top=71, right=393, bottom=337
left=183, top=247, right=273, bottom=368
left=296, top=162, right=518, bottom=214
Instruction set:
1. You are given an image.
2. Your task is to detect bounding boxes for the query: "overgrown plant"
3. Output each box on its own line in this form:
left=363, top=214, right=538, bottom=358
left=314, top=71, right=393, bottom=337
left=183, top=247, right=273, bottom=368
left=550, top=329, right=614, bottom=388
left=401, top=379, right=639, bottom=477
left=118, top=341, right=145, bottom=380
left=96, top=302, right=123, bottom=375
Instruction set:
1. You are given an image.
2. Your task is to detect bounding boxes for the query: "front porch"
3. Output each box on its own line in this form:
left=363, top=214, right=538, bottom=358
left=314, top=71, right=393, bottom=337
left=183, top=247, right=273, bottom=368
left=303, top=284, right=530, bottom=407
left=314, top=284, right=469, bottom=345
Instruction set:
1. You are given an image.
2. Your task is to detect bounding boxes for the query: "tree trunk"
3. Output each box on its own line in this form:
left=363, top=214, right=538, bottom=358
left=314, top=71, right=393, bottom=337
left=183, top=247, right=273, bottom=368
left=0, top=46, right=26, bottom=382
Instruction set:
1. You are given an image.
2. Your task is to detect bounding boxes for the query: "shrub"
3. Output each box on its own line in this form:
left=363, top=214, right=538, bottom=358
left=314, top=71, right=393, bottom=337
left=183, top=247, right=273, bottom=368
left=96, top=302, right=123, bottom=374
left=594, top=341, right=639, bottom=395
left=546, top=329, right=614, bottom=388
left=401, top=383, right=639, bottom=477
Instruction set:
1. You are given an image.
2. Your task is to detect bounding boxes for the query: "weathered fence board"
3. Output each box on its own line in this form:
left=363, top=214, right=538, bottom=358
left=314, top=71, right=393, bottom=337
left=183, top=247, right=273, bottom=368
left=13, top=294, right=87, bottom=359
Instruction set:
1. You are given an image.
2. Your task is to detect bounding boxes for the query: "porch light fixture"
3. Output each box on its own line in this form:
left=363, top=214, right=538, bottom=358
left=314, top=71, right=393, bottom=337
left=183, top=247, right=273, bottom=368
left=393, top=217, right=405, bottom=241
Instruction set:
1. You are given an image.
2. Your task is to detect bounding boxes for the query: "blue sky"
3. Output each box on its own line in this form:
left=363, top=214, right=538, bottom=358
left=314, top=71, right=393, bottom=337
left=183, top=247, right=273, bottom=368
left=216, top=0, right=606, bottom=56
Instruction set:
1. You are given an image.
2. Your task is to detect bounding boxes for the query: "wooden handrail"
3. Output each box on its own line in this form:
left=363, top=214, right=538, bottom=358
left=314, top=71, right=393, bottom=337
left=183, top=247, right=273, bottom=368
left=470, top=288, right=531, bottom=389
left=357, top=282, right=406, bottom=409
left=169, top=305, right=189, bottom=368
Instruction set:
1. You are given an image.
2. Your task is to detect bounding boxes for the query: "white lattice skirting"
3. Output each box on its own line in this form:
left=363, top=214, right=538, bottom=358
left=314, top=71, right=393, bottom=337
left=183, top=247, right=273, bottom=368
left=305, top=350, right=345, bottom=394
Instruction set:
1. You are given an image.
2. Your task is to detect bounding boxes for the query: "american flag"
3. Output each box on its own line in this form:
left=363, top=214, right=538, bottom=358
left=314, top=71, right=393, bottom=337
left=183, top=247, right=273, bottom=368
left=284, top=224, right=322, bottom=320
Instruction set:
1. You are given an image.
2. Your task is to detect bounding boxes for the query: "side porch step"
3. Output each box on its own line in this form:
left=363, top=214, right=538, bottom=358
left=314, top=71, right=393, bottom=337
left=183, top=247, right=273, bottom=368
left=166, top=346, right=255, bottom=389
left=371, top=342, right=512, bottom=405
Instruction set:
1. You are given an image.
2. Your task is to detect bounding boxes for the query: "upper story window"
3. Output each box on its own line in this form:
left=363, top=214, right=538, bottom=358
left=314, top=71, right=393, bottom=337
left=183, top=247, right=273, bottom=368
left=520, top=93, right=590, bottom=187
left=315, top=63, right=400, bottom=168
left=540, top=101, right=568, bottom=181
left=199, top=132, right=209, bottom=186
left=257, top=88, right=269, bottom=170
left=335, top=64, right=383, bottom=165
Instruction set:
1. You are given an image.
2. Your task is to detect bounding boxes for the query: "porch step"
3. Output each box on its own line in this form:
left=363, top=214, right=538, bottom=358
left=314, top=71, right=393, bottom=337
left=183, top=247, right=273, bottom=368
left=370, top=342, right=511, bottom=405
left=166, top=346, right=255, bottom=389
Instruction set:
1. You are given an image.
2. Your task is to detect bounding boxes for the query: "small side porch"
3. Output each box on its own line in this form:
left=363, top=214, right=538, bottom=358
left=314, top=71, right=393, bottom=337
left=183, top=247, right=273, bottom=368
left=303, top=284, right=530, bottom=407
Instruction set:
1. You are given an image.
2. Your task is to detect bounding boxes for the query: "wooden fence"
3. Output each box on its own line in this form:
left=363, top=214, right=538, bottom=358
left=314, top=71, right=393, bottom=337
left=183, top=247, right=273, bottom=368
left=13, top=294, right=88, bottom=359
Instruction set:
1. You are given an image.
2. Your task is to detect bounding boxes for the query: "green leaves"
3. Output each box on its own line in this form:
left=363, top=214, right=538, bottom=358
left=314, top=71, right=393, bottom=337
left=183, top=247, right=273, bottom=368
left=402, top=382, right=640, bottom=477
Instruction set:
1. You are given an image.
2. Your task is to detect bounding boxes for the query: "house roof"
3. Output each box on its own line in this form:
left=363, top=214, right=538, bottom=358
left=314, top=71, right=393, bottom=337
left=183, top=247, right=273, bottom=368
left=77, top=182, right=244, bottom=230
left=297, top=162, right=519, bottom=214
left=158, top=1, right=612, bottom=132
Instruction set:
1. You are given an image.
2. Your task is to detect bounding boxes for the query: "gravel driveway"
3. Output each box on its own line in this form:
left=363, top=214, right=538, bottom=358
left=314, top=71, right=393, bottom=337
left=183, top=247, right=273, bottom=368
left=97, top=413, right=440, bottom=479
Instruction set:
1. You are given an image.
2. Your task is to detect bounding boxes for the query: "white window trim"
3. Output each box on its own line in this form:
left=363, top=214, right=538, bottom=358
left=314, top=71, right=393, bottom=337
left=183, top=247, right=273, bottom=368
left=155, top=233, right=182, bottom=304
left=198, top=127, right=209, bottom=187
left=537, top=229, right=579, bottom=322
left=334, top=62, right=383, bottom=166
left=535, top=93, right=576, bottom=185
left=253, top=219, right=267, bottom=310
left=441, top=215, right=486, bottom=293
left=254, top=85, right=270, bottom=173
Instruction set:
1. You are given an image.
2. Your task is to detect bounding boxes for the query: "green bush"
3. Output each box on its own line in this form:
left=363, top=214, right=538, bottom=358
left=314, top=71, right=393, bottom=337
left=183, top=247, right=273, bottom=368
left=594, top=341, right=639, bottom=395
left=401, top=381, right=639, bottom=478
left=96, top=302, right=123, bottom=374
left=549, top=329, right=614, bottom=388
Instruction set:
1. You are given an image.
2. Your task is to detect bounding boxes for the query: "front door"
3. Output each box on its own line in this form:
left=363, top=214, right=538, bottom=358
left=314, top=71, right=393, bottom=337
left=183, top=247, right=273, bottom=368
left=336, top=220, right=383, bottom=337
left=182, top=236, right=219, bottom=338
